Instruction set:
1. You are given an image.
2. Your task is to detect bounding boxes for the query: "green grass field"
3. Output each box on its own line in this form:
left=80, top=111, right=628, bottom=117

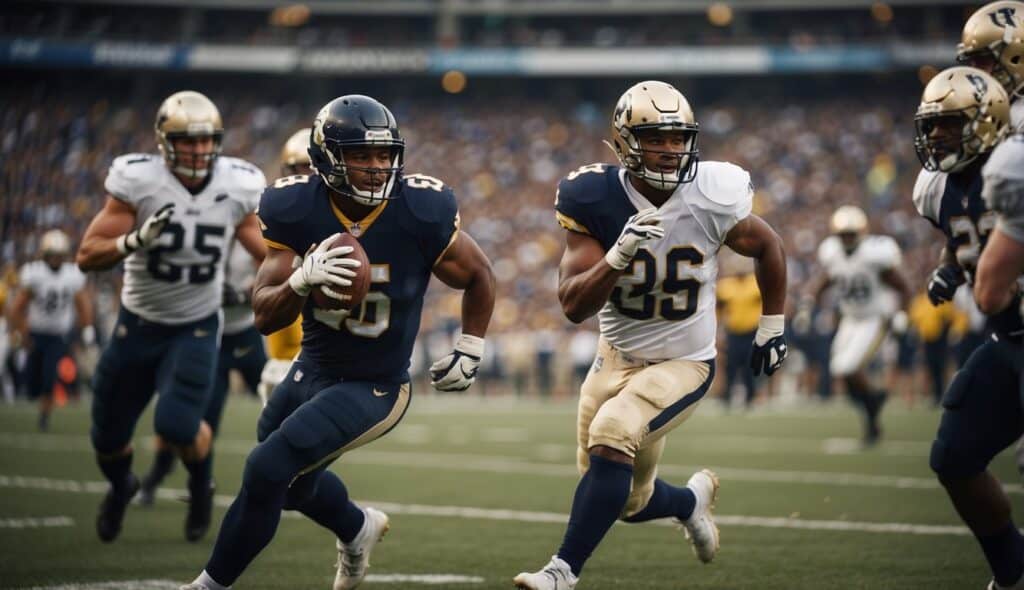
left=0, top=393, right=1018, bottom=590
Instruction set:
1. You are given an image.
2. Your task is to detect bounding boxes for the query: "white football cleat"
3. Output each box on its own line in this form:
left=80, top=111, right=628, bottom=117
left=334, top=507, right=390, bottom=590
left=680, top=469, right=720, bottom=564
left=513, top=555, right=578, bottom=590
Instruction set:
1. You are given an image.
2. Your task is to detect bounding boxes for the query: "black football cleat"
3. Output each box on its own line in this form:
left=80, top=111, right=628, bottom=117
left=185, top=480, right=215, bottom=542
left=96, top=474, right=140, bottom=542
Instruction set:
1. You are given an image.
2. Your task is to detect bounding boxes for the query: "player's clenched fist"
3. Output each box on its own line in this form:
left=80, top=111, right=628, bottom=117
left=117, top=202, right=175, bottom=253
left=430, top=334, right=485, bottom=392
left=288, top=232, right=362, bottom=298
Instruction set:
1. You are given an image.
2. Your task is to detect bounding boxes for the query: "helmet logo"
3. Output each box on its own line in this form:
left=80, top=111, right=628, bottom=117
left=966, top=73, right=989, bottom=102
left=989, top=7, right=1018, bottom=28
left=364, top=130, right=393, bottom=142
left=614, top=92, right=632, bottom=127
left=313, top=105, right=329, bottom=147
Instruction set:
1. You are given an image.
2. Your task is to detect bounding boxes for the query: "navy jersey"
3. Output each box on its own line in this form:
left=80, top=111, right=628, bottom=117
left=914, top=164, right=1024, bottom=339
left=258, top=173, right=459, bottom=381
left=913, top=165, right=995, bottom=282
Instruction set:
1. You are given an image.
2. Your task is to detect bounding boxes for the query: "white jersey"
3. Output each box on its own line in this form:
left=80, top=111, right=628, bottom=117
left=104, top=154, right=264, bottom=325
left=556, top=161, right=753, bottom=362
left=19, top=261, right=86, bottom=335
left=1012, top=99, right=1024, bottom=133
left=817, top=234, right=901, bottom=320
left=982, top=133, right=1024, bottom=244
left=222, top=240, right=256, bottom=335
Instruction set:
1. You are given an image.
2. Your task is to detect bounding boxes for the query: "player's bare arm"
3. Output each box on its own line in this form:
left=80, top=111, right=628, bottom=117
left=723, top=214, right=786, bottom=314
left=235, top=213, right=267, bottom=263
left=557, top=230, right=624, bottom=323
left=431, top=232, right=496, bottom=338
left=76, top=197, right=137, bottom=271
left=975, top=228, right=1024, bottom=314
left=252, top=247, right=306, bottom=335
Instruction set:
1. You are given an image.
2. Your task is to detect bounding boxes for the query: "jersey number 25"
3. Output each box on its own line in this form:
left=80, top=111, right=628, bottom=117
left=611, top=246, right=704, bottom=321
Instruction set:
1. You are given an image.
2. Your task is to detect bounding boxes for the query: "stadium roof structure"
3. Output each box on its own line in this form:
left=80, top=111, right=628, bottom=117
left=50, top=0, right=973, bottom=14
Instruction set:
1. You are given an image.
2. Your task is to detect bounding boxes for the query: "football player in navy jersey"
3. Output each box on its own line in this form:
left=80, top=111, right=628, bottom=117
left=913, top=67, right=1024, bottom=590
left=181, top=95, right=495, bottom=590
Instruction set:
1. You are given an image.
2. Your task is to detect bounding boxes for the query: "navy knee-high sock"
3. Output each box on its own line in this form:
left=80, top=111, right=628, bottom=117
left=556, top=455, right=633, bottom=576
left=143, top=448, right=175, bottom=489
left=97, top=451, right=134, bottom=493
left=205, top=484, right=286, bottom=586
left=978, top=521, right=1024, bottom=586
left=184, top=450, right=214, bottom=495
left=622, top=479, right=697, bottom=523
left=296, top=471, right=366, bottom=544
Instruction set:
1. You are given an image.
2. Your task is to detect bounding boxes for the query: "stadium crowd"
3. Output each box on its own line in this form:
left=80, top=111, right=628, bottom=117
left=0, top=77, right=971, bottom=405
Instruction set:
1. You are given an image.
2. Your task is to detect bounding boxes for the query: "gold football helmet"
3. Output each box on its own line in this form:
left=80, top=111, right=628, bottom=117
left=958, top=1, right=1024, bottom=97
left=155, top=90, right=223, bottom=180
left=830, top=205, right=869, bottom=252
left=39, top=229, right=71, bottom=256
left=606, top=80, right=699, bottom=190
left=914, top=66, right=1010, bottom=173
left=281, top=128, right=312, bottom=176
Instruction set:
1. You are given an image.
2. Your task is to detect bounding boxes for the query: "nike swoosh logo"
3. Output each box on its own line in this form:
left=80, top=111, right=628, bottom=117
left=372, top=387, right=389, bottom=397
left=233, top=346, right=252, bottom=358
left=459, top=366, right=477, bottom=380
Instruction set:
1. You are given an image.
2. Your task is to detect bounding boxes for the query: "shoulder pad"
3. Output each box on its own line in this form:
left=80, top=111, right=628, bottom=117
left=863, top=235, right=901, bottom=268
left=912, top=168, right=947, bottom=224
left=817, top=235, right=841, bottom=265
left=694, top=161, right=753, bottom=209
left=258, top=178, right=317, bottom=225
left=218, top=156, right=267, bottom=193
left=556, top=163, right=618, bottom=207
left=105, top=153, right=163, bottom=202
left=984, top=135, right=1024, bottom=182
left=401, top=173, right=458, bottom=224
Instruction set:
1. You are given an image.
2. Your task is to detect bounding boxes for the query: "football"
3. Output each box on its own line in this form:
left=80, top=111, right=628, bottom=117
left=309, top=232, right=371, bottom=311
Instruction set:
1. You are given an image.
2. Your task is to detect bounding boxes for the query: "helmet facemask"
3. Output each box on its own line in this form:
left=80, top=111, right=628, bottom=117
left=610, top=124, right=699, bottom=191
left=957, top=44, right=1024, bottom=99
left=318, top=135, right=405, bottom=207
left=159, top=129, right=223, bottom=180
left=914, top=107, right=986, bottom=173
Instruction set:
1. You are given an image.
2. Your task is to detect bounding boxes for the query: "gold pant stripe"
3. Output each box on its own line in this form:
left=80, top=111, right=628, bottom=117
left=298, top=383, right=410, bottom=476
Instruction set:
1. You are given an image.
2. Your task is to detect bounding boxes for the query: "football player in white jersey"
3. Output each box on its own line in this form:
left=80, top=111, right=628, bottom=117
left=514, top=81, right=789, bottom=590
left=76, top=90, right=266, bottom=544
left=801, top=206, right=910, bottom=446
left=9, top=229, right=93, bottom=431
left=958, top=1, right=1024, bottom=133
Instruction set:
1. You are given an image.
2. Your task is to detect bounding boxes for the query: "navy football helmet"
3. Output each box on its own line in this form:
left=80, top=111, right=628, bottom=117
left=309, top=95, right=405, bottom=206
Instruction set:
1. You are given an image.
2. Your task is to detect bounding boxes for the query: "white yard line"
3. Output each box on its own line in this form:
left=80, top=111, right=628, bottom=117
left=16, top=581, right=179, bottom=590
left=13, top=576, right=484, bottom=589
left=0, top=516, right=74, bottom=529
left=0, top=432, right=1016, bottom=495
left=0, top=475, right=975, bottom=537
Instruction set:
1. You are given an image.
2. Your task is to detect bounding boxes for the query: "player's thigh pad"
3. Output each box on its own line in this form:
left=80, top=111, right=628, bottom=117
left=930, top=339, right=1023, bottom=479
left=587, top=357, right=714, bottom=459
left=90, top=310, right=163, bottom=452
left=153, top=313, right=220, bottom=445
left=576, top=338, right=638, bottom=474
left=277, top=379, right=411, bottom=475
left=830, top=316, right=887, bottom=378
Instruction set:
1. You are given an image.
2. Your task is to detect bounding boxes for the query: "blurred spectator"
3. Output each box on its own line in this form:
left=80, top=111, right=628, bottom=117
left=716, top=260, right=762, bottom=409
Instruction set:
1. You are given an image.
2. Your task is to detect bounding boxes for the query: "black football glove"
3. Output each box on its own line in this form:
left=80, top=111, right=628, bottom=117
left=751, top=315, right=788, bottom=377
left=927, top=264, right=965, bottom=306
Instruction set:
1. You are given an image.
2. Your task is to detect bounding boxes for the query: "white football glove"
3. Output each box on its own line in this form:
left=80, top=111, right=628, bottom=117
left=288, top=233, right=362, bottom=297
left=890, top=310, right=910, bottom=335
left=604, top=207, right=665, bottom=270
left=117, top=203, right=175, bottom=253
left=430, top=334, right=484, bottom=392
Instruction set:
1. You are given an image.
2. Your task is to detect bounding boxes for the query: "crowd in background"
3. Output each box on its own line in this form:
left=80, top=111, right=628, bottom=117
left=2, top=1, right=970, bottom=48
left=0, top=74, right=977, bottom=407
